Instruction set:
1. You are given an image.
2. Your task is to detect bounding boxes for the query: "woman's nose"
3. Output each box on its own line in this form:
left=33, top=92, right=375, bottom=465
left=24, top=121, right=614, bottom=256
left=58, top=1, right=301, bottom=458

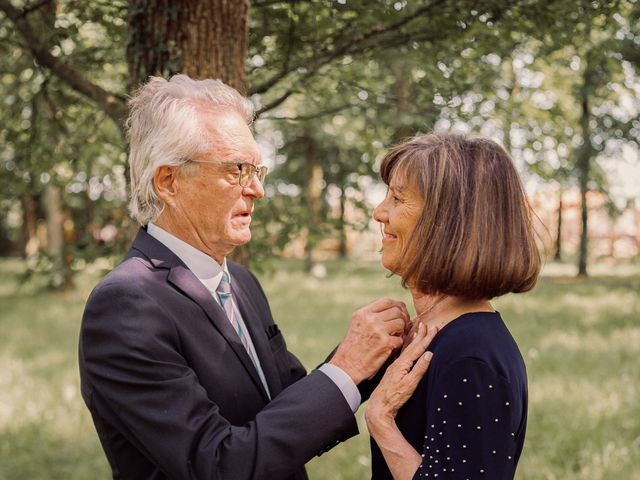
left=373, top=201, right=386, bottom=223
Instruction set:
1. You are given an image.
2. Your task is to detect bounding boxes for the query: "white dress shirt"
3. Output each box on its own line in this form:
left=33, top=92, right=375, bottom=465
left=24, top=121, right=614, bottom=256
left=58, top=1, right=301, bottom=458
left=147, top=222, right=361, bottom=412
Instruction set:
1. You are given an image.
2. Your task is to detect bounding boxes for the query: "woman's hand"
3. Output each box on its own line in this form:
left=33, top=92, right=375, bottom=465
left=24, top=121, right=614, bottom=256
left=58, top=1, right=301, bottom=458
left=365, top=323, right=438, bottom=480
left=366, top=323, right=438, bottom=431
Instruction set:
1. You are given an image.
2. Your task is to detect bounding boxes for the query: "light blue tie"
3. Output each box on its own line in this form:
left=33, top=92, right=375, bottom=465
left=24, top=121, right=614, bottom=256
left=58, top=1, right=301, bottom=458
left=216, top=272, right=270, bottom=397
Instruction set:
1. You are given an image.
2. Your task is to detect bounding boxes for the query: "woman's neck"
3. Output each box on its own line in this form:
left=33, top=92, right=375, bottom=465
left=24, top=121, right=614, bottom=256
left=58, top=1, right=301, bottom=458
left=411, top=291, right=494, bottom=330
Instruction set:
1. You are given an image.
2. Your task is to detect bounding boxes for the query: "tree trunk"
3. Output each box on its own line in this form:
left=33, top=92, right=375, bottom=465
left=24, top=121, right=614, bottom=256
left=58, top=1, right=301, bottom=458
left=635, top=202, right=640, bottom=257
left=127, top=0, right=252, bottom=265
left=127, top=0, right=249, bottom=93
left=304, top=135, right=323, bottom=272
left=21, top=193, right=40, bottom=257
left=502, top=57, right=517, bottom=155
left=608, top=213, right=618, bottom=258
left=554, top=187, right=563, bottom=262
left=338, top=180, right=347, bottom=259
left=43, top=184, right=69, bottom=286
left=394, top=70, right=412, bottom=142
left=577, top=76, right=592, bottom=278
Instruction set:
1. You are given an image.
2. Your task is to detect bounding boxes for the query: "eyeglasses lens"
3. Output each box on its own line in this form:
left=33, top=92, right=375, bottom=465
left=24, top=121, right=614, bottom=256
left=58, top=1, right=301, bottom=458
left=239, top=164, right=268, bottom=187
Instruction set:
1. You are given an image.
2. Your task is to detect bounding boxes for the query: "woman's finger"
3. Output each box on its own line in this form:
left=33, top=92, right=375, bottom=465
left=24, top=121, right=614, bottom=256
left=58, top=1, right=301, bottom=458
left=389, top=349, right=434, bottom=409
left=400, top=323, right=427, bottom=362
left=407, top=350, right=433, bottom=384
left=402, top=323, right=437, bottom=361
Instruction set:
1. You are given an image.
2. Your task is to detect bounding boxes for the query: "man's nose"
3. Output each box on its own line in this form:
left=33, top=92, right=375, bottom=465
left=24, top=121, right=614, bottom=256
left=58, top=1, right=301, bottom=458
left=242, top=175, right=265, bottom=200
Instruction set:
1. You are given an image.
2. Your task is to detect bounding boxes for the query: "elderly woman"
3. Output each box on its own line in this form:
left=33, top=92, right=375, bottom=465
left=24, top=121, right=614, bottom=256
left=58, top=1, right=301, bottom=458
left=365, top=133, right=541, bottom=480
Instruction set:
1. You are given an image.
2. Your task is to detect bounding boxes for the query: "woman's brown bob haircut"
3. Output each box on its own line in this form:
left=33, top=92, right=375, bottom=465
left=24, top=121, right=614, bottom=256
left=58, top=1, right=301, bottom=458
left=381, top=133, right=541, bottom=300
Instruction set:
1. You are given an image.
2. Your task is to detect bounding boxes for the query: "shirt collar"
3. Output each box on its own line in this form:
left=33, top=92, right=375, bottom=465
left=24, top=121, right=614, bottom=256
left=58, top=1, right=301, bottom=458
left=147, top=222, right=229, bottom=293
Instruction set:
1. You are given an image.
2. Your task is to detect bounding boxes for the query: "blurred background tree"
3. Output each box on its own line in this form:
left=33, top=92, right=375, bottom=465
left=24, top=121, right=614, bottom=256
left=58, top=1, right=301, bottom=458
left=0, top=0, right=638, bottom=289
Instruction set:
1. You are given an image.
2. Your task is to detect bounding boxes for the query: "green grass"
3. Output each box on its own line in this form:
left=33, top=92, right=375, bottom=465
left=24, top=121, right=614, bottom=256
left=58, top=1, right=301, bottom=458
left=0, top=257, right=638, bottom=480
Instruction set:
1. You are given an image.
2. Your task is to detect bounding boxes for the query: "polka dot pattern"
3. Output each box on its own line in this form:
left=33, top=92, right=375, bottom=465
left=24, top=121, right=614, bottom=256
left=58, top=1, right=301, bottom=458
left=412, top=359, right=522, bottom=479
left=369, top=312, right=528, bottom=480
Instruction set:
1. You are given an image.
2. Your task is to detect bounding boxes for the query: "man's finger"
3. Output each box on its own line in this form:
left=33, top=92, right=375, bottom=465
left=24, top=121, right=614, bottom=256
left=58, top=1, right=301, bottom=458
left=388, top=335, right=403, bottom=351
left=381, top=318, right=406, bottom=335
left=375, top=305, right=410, bottom=324
left=368, top=298, right=407, bottom=314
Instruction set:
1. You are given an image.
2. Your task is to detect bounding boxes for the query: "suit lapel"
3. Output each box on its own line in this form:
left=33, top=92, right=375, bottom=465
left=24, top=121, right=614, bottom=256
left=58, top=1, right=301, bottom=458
left=231, top=280, right=284, bottom=398
left=131, top=227, right=274, bottom=401
left=166, top=264, right=270, bottom=401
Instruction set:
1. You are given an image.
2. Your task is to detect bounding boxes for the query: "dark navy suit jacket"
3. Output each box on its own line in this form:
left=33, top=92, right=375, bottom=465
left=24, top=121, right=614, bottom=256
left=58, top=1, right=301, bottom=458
left=79, top=228, right=358, bottom=480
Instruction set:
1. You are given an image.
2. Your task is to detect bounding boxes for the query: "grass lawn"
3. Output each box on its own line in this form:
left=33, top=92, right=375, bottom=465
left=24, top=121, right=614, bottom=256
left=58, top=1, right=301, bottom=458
left=0, top=257, right=638, bottom=479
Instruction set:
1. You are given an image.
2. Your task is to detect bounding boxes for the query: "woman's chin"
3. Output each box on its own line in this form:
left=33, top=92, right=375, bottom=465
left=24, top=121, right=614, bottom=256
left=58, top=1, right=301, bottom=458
left=380, top=256, right=402, bottom=276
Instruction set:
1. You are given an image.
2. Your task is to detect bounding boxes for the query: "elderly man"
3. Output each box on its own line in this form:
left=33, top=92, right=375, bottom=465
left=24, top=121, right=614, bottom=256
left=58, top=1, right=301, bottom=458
left=79, top=75, right=408, bottom=480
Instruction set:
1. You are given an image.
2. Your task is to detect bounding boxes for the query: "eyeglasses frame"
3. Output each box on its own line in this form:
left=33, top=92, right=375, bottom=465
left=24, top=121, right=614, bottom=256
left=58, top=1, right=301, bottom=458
left=187, top=159, right=268, bottom=187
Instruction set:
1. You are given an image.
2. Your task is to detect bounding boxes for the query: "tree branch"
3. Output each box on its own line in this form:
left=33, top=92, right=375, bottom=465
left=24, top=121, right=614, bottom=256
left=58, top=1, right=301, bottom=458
left=261, top=102, right=353, bottom=121
left=21, top=0, right=51, bottom=16
left=252, top=0, right=308, bottom=7
left=255, top=87, right=298, bottom=117
left=0, top=0, right=127, bottom=131
left=249, top=0, right=447, bottom=96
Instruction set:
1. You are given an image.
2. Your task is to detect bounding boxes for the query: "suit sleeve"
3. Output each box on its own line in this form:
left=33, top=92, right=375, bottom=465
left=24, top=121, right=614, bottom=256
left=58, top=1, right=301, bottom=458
left=80, top=281, right=358, bottom=480
left=412, top=358, right=523, bottom=480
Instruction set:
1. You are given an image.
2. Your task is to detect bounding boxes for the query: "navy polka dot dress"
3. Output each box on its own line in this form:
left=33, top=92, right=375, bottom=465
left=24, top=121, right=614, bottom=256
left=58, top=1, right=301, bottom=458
left=371, top=312, right=528, bottom=480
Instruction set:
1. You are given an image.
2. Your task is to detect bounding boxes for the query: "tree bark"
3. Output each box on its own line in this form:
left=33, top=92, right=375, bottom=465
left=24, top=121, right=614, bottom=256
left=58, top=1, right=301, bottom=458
left=304, top=134, right=323, bottom=272
left=43, top=185, right=64, bottom=255
left=393, top=69, right=412, bottom=143
left=338, top=180, right=348, bottom=259
left=577, top=73, right=592, bottom=277
left=635, top=201, right=640, bottom=257
left=608, top=215, right=616, bottom=258
left=553, top=187, right=563, bottom=262
left=127, top=0, right=249, bottom=93
left=20, top=193, right=40, bottom=257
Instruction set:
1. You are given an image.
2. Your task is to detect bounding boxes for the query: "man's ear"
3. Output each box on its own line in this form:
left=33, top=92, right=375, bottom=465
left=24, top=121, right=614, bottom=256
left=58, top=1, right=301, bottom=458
left=154, top=165, right=179, bottom=207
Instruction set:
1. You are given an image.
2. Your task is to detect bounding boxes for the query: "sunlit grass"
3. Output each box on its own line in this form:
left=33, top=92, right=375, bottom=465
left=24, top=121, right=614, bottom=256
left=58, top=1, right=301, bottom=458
left=0, top=258, right=638, bottom=479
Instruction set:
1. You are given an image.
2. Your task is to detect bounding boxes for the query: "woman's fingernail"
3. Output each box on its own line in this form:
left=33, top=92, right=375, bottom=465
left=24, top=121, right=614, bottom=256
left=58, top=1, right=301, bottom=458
left=423, top=351, right=433, bottom=362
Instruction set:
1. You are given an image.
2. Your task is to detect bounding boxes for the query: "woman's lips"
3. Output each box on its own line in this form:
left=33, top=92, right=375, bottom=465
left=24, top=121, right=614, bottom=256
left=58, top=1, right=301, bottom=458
left=382, top=232, right=397, bottom=242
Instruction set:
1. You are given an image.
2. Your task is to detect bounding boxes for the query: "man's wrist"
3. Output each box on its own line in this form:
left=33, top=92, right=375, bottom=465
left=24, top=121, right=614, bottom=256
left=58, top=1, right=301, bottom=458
left=318, top=363, right=361, bottom=413
left=328, top=357, right=363, bottom=385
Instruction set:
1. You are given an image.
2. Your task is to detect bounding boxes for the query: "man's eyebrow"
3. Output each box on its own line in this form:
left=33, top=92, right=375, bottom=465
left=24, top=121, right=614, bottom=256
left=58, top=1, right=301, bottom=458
left=223, top=152, right=257, bottom=164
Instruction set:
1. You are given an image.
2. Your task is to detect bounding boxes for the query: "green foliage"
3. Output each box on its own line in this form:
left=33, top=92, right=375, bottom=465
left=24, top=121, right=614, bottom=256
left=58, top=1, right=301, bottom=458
left=1, top=0, right=638, bottom=281
left=0, top=0, right=128, bottom=282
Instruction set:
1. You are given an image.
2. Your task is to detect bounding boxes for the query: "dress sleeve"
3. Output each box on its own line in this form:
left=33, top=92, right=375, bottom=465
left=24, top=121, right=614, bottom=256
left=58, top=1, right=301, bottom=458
left=413, top=358, right=522, bottom=479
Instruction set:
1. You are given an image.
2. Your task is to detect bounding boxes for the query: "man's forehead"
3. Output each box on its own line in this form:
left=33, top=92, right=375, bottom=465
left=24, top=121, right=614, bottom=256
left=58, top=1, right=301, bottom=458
left=201, top=110, right=261, bottom=163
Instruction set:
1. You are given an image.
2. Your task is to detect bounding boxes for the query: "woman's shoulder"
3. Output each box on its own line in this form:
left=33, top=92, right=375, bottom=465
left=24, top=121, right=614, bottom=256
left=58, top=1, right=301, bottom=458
left=428, top=311, right=526, bottom=383
left=431, top=311, right=509, bottom=349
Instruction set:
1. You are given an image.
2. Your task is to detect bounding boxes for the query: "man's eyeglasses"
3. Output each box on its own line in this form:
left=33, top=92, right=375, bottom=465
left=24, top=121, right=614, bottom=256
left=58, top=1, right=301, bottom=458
left=189, top=160, right=268, bottom=187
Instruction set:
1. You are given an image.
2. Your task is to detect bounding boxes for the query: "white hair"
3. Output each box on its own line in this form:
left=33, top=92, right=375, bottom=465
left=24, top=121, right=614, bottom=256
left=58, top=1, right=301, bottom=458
left=126, top=74, right=254, bottom=225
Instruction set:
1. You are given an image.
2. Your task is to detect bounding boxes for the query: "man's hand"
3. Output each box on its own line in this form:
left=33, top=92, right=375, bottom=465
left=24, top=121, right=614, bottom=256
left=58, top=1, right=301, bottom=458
left=329, top=298, right=410, bottom=385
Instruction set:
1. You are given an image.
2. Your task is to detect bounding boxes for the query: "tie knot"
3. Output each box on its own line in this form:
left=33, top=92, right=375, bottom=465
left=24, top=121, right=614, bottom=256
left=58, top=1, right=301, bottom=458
left=216, top=271, right=231, bottom=296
